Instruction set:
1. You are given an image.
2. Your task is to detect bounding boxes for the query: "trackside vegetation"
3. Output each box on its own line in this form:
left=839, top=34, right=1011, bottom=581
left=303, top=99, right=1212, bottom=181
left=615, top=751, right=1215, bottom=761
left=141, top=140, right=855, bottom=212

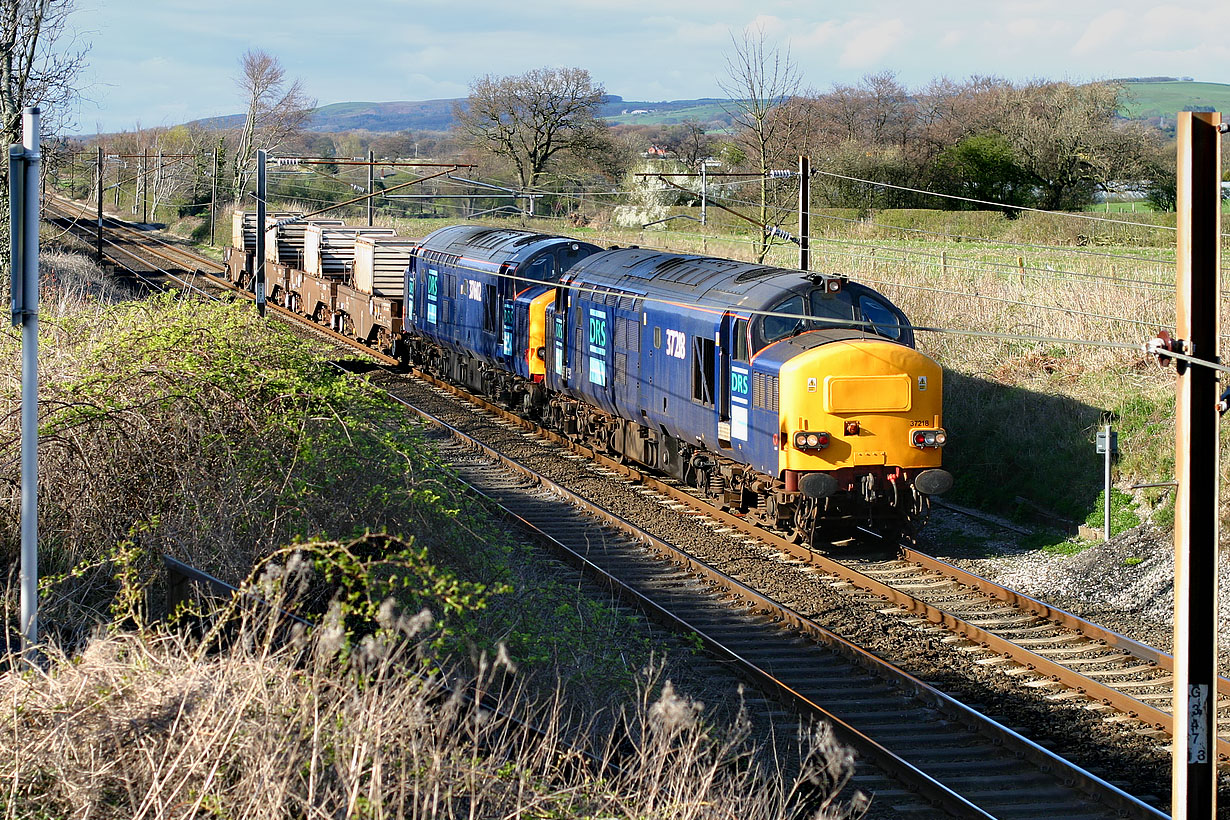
left=0, top=249, right=866, bottom=818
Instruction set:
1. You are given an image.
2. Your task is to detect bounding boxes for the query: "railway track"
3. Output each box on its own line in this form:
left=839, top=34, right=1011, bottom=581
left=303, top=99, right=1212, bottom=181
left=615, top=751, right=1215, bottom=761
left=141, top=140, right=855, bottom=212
left=54, top=199, right=1183, bottom=816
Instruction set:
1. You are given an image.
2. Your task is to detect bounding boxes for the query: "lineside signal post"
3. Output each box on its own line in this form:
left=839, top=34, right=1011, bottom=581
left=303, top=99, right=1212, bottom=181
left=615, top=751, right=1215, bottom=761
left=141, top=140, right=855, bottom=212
left=1171, top=110, right=1221, bottom=819
left=1095, top=425, right=1118, bottom=542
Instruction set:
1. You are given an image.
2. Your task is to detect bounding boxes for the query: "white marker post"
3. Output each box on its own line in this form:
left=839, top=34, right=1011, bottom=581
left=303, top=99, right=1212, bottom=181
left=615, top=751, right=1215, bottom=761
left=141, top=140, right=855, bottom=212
left=10, top=107, right=41, bottom=664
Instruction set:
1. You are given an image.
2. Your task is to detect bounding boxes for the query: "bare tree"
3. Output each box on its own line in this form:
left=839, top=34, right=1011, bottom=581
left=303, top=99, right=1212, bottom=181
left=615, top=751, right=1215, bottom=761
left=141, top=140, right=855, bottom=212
left=231, top=49, right=314, bottom=205
left=0, top=0, right=86, bottom=161
left=998, top=81, right=1135, bottom=210
left=454, top=67, right=610, bottom=189
left=661, top=120, right=716, bottom=167
left=719, top=28, right=805, bottom=262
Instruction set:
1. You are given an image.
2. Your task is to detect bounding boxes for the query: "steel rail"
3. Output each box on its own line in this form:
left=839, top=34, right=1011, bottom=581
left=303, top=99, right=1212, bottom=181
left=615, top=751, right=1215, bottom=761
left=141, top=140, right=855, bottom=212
left=47, top=196, right=404, bottom=366
left=395, top=364, right=1225, bottom=767
left=900, top=545, right=1230, bottom=693
left=49, top=195, right=228, bottom=274
left=363, top=375, right=993, bottom=819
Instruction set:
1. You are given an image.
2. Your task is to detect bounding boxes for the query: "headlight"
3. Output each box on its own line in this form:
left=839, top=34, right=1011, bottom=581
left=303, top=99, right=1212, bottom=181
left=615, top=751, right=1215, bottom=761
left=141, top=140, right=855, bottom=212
left=794, top=431, right=830, bottom=450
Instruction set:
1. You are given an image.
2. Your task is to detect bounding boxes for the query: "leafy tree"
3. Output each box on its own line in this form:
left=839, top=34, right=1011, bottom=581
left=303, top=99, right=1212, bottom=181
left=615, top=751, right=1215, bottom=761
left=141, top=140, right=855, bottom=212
left=230, top=49, right=315, bottom=205
left=660, top=120, right=716, bottom=167
left=454, top=67, right=610, bottom=189
left=934, top=132, right=1031, bottom=209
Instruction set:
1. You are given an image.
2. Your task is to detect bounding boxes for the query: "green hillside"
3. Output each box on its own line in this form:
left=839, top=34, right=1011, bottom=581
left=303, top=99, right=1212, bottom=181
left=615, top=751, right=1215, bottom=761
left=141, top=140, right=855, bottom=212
left=1121, top=80, right=1230, bottom=119
left=600, top=99, right=732, bottom=127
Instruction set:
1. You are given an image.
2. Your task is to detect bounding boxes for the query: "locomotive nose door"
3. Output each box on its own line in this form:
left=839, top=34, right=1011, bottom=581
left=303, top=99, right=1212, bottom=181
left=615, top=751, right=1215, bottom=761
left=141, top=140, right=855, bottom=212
left=722, top=314, right=751, bottom=451
left=498, top=262, right=515, bottom=359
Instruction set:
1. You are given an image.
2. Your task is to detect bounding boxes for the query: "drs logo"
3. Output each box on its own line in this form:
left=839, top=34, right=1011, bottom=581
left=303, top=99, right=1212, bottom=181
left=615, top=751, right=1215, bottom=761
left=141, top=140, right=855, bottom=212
left=731, top=371, right=749, bottom=396
left=588, top=316, right=607, bottom=347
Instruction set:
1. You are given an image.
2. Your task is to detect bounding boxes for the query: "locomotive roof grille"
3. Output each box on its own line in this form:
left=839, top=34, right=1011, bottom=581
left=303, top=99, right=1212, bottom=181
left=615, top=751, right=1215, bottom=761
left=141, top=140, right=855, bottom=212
left=512, top=233, right=554, bottom=247
left=735, top=266, right=785, bottom=282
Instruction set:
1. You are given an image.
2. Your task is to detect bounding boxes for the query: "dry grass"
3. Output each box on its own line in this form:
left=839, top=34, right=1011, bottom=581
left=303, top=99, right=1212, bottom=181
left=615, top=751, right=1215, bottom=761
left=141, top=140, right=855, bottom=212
left=3, top=246, right=872, bottom=817
left=0, top=600, right=866, bottom=820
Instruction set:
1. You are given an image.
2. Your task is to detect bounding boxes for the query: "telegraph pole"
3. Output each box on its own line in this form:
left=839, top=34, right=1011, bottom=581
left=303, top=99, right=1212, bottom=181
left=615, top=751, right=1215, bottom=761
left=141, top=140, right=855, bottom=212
left=798, top=155, right=810, bottom=271
left=255, top=149, right=266, bottom=316
left=1171, top=110, right=1222, bottom=819
left=700, top=159, right=708, bottom=226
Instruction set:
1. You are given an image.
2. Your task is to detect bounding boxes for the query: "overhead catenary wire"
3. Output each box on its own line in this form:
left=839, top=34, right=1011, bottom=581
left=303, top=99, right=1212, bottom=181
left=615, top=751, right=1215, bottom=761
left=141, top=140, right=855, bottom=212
left=809, top=168, right=1190, bottom=233
left=418, top=251, right=1207, bottom=372
left=643, top=216, right=1176, bottom=295
left=639, top=166, right=1200, bottom=261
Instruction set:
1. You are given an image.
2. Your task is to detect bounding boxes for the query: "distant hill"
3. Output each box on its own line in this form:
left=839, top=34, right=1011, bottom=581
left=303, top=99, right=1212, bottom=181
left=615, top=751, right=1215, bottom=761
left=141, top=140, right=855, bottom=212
left=185, top=81, right=1230, bottom=136
left=188, top=96, right=733, bottom=134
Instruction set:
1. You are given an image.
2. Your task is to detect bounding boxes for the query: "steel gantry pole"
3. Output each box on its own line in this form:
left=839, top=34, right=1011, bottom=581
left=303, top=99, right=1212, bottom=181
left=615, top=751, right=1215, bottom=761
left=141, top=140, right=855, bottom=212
left=1171, top=110, right=1222, bottom=819
left=255, top=149, right=266, bottom=316
left=798, top=155, right=810, bottom=272
left=141, top=146, right=149, bottom=224
left=210, top=144, right=218, bottom=246
left=367, top=149, right=374, bottom=226
left=95, top=146, right=102, bottom=260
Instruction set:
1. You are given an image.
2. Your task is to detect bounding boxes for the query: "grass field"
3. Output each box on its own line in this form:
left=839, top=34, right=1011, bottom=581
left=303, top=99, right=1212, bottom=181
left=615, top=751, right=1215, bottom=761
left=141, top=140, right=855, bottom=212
left=1121, top=80, right=1230, bottom=119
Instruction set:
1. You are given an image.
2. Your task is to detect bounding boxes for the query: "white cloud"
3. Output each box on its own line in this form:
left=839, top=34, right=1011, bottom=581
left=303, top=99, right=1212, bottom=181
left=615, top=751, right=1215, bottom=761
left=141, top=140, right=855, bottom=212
left=1072, top=10, right=1129, bottom=56
left=838, top=19, right=907, bottom=69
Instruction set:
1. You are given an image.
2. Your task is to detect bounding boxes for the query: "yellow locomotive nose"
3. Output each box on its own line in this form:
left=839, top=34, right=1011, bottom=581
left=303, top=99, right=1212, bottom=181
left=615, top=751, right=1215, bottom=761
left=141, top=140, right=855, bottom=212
left=777, top=339, right=945, bottom=474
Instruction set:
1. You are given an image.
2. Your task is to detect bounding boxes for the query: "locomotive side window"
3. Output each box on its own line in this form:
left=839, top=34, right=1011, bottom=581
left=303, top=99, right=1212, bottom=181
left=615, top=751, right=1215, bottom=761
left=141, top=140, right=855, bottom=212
left=692, top=336, right=715, bottom=406
left=858, top=295, right=902, bottom=340
left=483, top=284, right=497, bottom=332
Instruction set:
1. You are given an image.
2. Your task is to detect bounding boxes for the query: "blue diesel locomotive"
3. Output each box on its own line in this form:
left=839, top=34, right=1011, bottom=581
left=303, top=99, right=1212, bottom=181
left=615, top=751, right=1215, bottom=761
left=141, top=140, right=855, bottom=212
left=405, top=225, right=952, bottom=544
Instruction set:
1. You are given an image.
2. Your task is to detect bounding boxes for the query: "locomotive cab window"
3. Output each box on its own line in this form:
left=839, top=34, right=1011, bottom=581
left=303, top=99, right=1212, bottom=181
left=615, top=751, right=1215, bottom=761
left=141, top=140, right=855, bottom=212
left=858, top=295, right=902, bottom=340
left=525, top=254, right=556, bottom=282
left=809, top=289, right=854, bottom=325
left=761, top=294, right=806, bottom=343
left=732, top=318, right=749, bottom=362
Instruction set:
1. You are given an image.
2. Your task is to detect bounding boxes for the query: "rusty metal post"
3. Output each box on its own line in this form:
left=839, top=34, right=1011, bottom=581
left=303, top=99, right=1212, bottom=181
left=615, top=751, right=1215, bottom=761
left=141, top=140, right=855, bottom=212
left=1171, top=110, right=1222, bottom=819
left=798, top=155, right=810, bottom=271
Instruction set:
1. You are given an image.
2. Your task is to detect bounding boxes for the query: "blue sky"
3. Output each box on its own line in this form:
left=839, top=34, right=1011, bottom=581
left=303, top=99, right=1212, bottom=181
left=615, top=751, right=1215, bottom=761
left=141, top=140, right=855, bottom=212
left=70, top=0, right=1230, bottom=134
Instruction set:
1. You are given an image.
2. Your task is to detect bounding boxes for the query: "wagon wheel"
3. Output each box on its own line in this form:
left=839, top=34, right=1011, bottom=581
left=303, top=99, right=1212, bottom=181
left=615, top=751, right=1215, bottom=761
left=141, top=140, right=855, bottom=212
left=312, top=304, right=333, bottom=328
